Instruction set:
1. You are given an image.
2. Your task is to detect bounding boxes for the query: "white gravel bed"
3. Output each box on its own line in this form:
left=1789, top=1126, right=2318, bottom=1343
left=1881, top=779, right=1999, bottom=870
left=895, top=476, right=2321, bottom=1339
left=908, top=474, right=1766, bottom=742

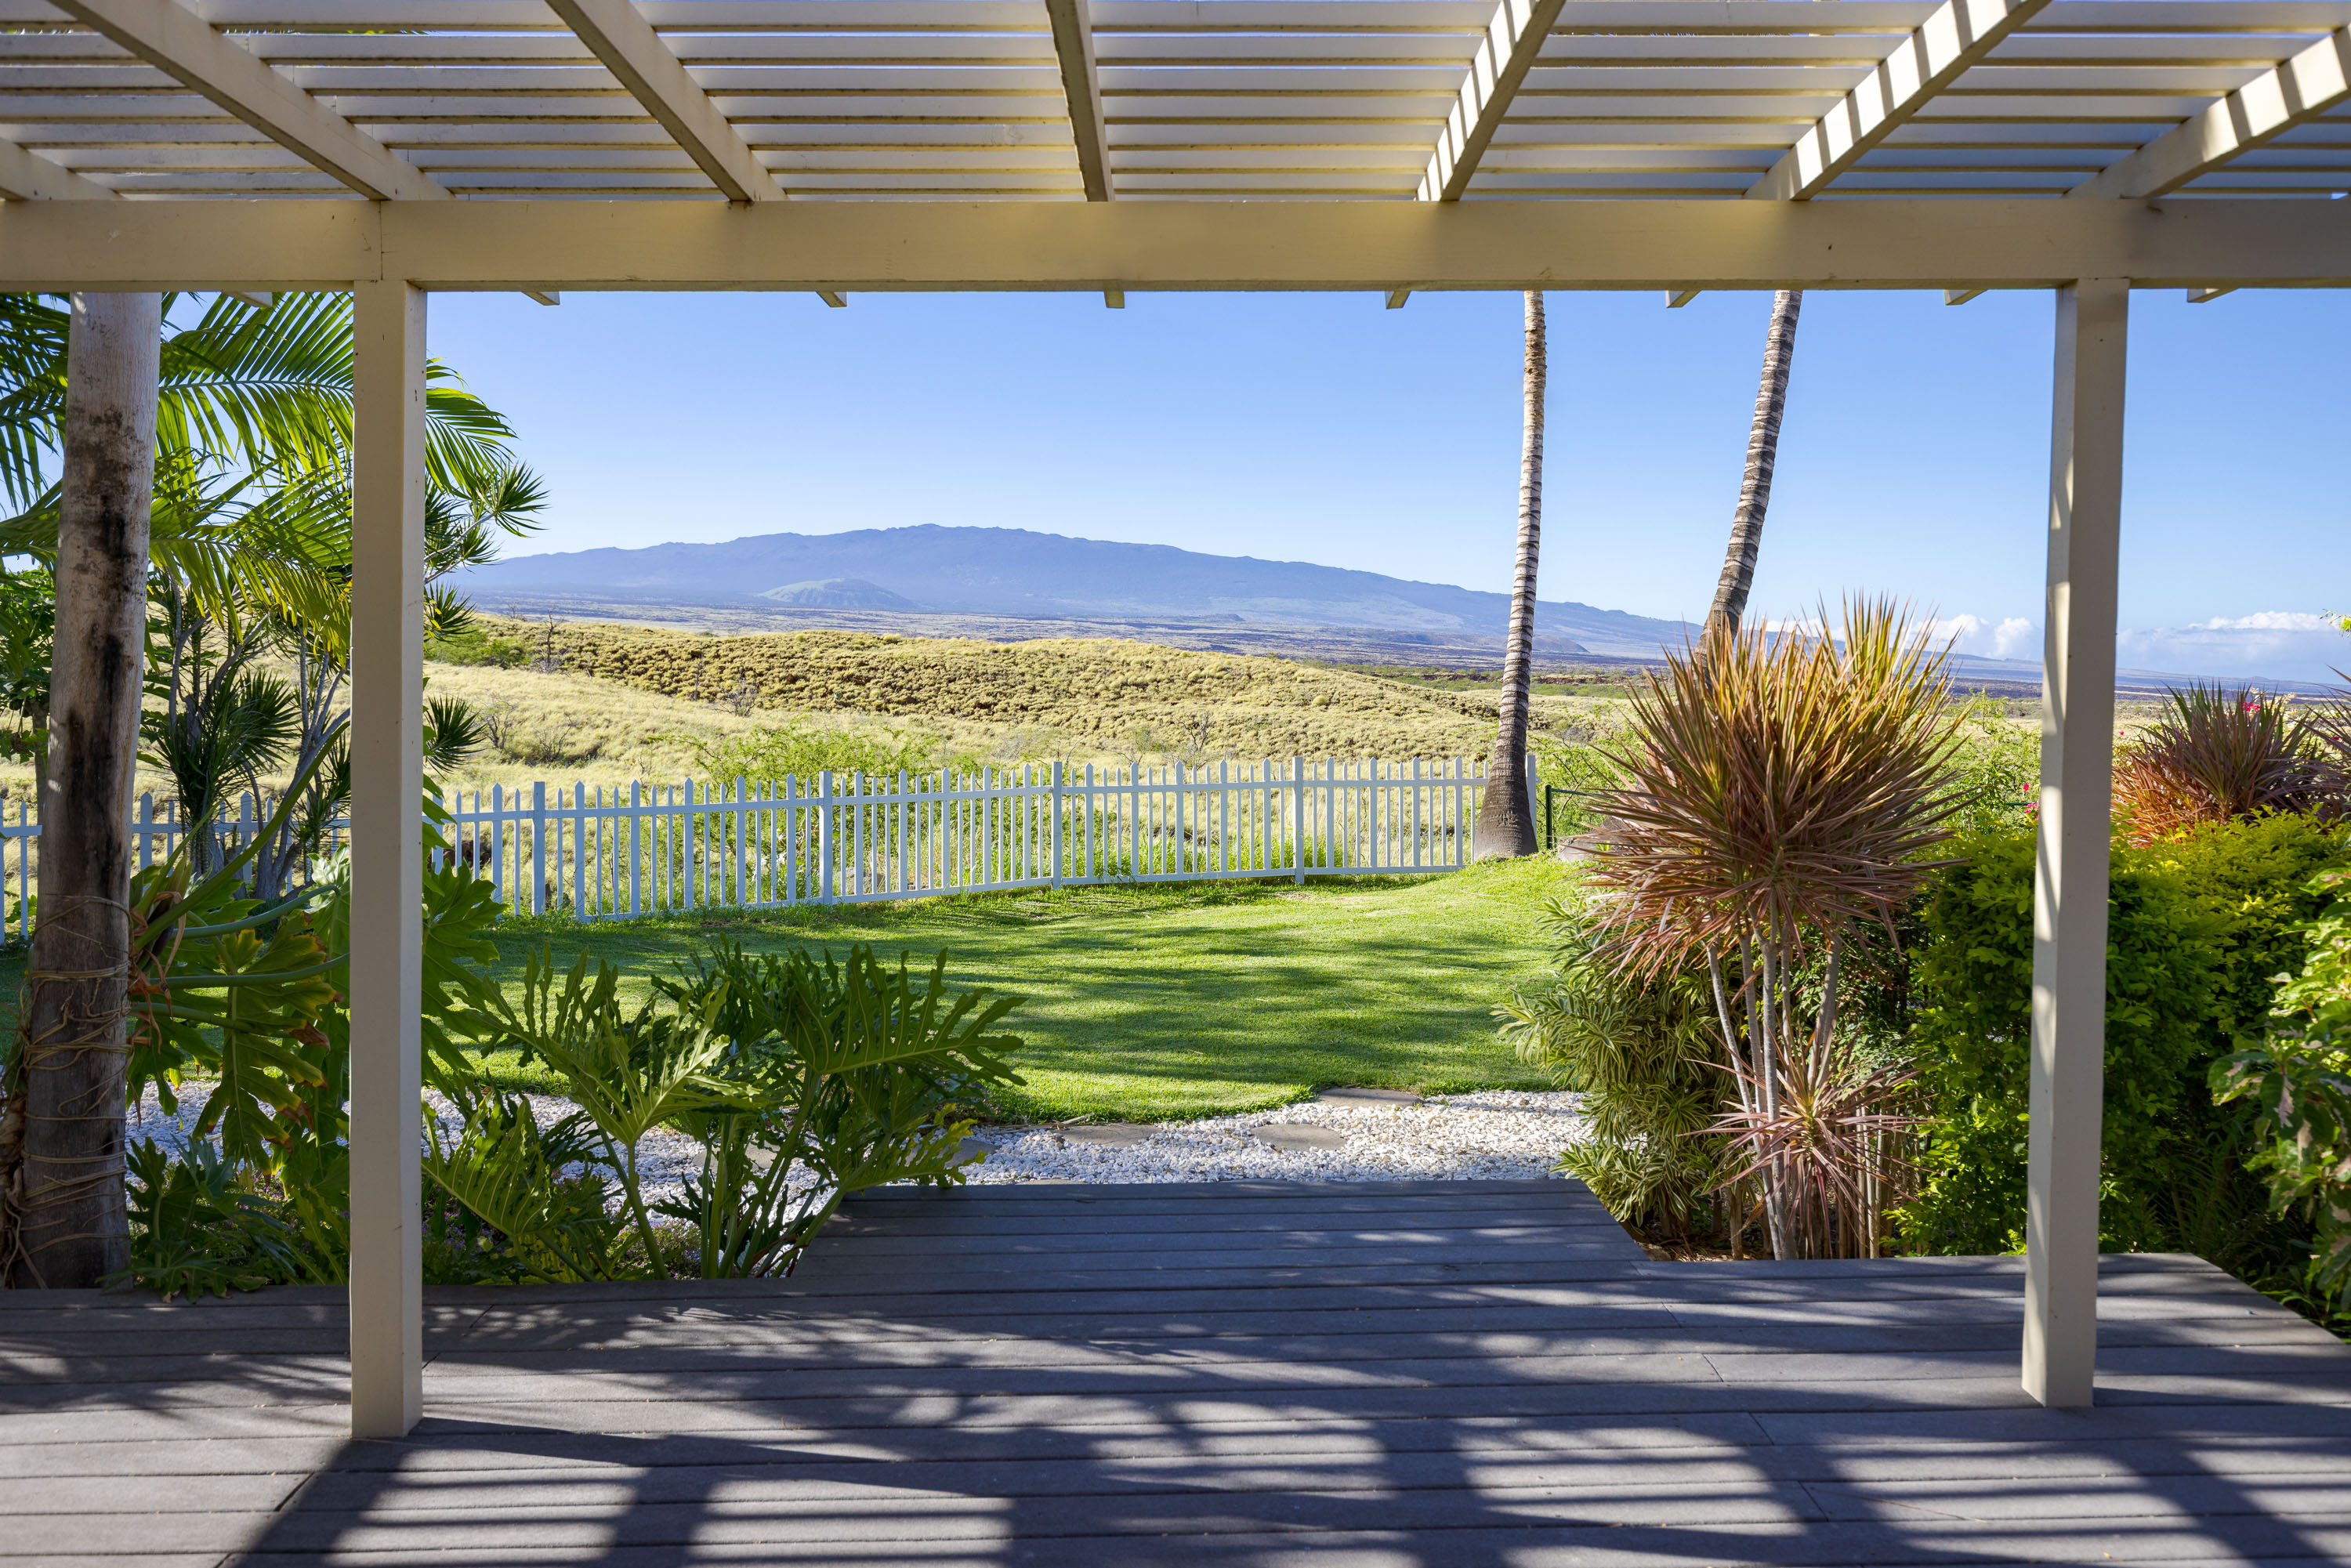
left=962, top=1090, right=1585, bottom=1185
left=129, top=1085, right=1584, bottom=1197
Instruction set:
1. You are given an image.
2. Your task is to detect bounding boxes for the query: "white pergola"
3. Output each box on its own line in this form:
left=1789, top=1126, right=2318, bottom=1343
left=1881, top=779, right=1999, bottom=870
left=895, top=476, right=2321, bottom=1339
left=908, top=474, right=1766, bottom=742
left=1, top=0, right=2345, bottom=1440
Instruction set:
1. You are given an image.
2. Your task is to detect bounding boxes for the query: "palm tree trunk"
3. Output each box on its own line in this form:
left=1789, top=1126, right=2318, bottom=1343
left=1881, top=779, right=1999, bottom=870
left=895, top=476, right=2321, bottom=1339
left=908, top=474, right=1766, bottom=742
left=1473, top=291, right=1546, bottom=861
left=4, top=293, right=160, bottom=1288
left=1704, top=288, right=1803, bottom=639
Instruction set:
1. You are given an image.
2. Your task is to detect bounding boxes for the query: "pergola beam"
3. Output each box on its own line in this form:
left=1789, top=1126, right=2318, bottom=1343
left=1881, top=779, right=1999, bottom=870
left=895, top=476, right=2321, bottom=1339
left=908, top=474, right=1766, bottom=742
left=1420, top=0, right=1570, bottom=202
left=1044, top=0, right=1110, bottom=202
left=47, top=0, right=446, bottom=202
left=2069, top=26, right=2351, bottom=199
left=539, top=0, right=781, bottom=204
left=0, top=139, right=115, bottom=201
left=1748, top=0, right=2050, bottom=201
left=2, top=197, right=2346, bottom=292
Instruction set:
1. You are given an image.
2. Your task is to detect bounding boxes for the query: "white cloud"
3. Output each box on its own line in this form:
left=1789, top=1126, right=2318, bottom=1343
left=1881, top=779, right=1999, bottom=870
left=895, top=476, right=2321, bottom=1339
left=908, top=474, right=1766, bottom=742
left=2117, top=612, right=2349, bottom=685
left=1988, top=617, right=2035, bottom=659
left=2185, top=610, right=2338, bottom=633
left=1929, top=614, right=1987, bottom=645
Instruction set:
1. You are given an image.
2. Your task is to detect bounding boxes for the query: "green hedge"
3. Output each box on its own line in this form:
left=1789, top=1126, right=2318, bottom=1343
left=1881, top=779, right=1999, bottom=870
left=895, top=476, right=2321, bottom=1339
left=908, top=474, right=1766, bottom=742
left=1902, top=812, right=2348, bottom=1258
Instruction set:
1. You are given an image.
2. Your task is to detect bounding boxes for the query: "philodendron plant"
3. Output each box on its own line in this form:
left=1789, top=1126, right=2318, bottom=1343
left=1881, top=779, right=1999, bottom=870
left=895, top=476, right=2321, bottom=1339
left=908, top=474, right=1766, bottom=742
left=431, top=941, right=1023, bottom=1281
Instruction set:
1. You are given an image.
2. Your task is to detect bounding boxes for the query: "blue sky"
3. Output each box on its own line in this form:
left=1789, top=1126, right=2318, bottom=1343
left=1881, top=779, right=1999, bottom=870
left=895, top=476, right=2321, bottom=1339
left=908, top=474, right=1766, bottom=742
left=427, top=284, right=2351, bottom=682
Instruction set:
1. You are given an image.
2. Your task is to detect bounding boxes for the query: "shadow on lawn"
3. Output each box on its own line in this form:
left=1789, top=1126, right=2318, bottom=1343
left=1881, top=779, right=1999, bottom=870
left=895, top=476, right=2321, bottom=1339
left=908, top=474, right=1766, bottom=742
left=479, top=875, right=1562, bottom=1114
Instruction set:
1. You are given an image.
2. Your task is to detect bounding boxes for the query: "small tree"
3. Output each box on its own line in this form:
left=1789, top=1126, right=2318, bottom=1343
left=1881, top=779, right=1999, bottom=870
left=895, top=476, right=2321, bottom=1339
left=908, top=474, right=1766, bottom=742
left=1589, top=600, right=1962, bottom=1257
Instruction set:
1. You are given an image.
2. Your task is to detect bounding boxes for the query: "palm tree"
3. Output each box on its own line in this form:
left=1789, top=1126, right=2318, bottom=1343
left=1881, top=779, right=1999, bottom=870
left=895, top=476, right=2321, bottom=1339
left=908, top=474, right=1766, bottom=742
left=1473, top=290, right=1546, bottom=860
left=1704, top=288, right=1803, bottom=639
left=5, top=292, right=160, bottom=1286
left=0, top=291, right=537, bottom=1287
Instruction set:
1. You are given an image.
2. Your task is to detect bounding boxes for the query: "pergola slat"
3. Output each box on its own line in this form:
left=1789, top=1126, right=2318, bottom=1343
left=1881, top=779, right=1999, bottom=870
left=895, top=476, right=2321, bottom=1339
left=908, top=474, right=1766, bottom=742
left=2071, top=24, right=2351, bottom=194
left=0, top=131, right=113, bottom=195
left=1748, top=0, right=2050, bottom=200
left=542, top=0, right=788, bottom=201
left=43, top=0, right=447, bottom=200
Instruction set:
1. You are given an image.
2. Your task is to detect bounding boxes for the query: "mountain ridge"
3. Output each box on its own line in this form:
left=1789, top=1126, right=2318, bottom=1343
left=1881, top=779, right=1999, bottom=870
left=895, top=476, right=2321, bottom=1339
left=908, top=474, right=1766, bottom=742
left=454, top=524, right=1692, bottom=658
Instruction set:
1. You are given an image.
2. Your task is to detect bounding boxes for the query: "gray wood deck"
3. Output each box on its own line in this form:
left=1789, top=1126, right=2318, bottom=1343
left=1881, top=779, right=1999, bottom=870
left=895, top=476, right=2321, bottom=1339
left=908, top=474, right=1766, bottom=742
left=5, top=1176, right=2350, bottom=1566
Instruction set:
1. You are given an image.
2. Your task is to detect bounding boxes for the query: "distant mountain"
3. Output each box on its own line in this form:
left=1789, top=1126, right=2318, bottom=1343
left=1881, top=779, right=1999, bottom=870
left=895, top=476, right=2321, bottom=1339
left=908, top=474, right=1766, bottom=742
left=455, top=525, right=1693, bottom=658
left=759, top=577, right=919, bottom=610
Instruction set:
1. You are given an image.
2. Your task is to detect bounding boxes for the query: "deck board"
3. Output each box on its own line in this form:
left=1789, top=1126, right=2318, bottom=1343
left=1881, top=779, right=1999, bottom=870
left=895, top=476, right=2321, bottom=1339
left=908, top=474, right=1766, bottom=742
left=2, top=1176, right=2348, bottom=1566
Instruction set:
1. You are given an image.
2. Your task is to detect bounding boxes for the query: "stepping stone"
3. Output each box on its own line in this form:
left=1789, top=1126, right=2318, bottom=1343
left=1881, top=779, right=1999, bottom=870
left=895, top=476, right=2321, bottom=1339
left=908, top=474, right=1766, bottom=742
left=1251, top=1123, right=1349, bottom=1152
left=1315, top=1086, right=1422, bottom=1106
left=1056, top=1123, right=1155, bottom=1148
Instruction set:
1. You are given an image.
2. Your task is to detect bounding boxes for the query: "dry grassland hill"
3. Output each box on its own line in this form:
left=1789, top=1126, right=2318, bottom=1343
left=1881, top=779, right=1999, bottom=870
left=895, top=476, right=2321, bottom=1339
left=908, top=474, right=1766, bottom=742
left=485, top=616, right=1576, bottom=762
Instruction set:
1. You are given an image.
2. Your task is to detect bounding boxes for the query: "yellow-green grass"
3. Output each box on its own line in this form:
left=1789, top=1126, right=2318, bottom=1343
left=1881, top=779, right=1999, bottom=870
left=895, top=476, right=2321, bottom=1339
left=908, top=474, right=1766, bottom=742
left=0, top=856, right=1569, bottom=1124
left=473, top=855, right=1567, bottom=1121
left=465, top=617, right=1604, bottom=768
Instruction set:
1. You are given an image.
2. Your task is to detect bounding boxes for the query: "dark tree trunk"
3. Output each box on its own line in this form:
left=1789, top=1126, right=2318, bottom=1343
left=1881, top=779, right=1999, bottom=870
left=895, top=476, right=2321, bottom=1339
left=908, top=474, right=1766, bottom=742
left=1473, top=290, right=1545, bottom=861
left=4, top=292, right=160, bottom=1288
left=1705, top=288, right=1803, bottom=639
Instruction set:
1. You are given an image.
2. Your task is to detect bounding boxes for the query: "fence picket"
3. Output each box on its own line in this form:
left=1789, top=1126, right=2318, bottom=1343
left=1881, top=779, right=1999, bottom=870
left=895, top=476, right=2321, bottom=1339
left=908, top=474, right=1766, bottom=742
left=0, top=759, right=1493, bottom=936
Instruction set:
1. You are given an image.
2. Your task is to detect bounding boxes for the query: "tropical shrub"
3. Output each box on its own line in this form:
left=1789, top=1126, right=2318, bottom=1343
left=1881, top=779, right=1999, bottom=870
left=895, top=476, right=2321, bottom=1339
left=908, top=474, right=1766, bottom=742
left=426, top=623, right=531, bottom=669
left=2214, top=867, right=2351, bottom=1319
left=2114, top=684, right=2341, bottom=845
left=1587, top=600, right=1962, bottom=1258
left=1947, top=696, right=2040, bottom=835
left=1903, top=811, right=2349, bottom=1262
left=1501, top=906, right=1726, bottom=1243
left=431, top=941, right=1023, bottom=1281
left=688, top=715, right=944, bottom=786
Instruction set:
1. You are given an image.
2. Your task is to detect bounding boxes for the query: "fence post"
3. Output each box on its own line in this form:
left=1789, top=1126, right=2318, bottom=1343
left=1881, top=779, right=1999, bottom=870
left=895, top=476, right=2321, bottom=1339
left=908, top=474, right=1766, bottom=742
left=818, top=769, right=835, bottom=905
left=1292, top=755, right=1306, bottom=885
left=1525, top=751, right=1542, bottom=849
left=136, top=790, right=152, bottom=871
left=531, top=780, right=547, bottom=916
left=794, top=774, right=809, bottom=904
left=572, top=780, right=587, bottom=916
left=1049, top=759, right=1065, bottom=889
left=629, top=780, right=643, bottom=916
left=734, top=775, right=750, bottom=908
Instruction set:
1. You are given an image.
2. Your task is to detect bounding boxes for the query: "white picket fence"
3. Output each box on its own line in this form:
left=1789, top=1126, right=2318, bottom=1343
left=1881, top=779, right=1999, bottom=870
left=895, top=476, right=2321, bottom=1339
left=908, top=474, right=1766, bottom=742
left=0, top=757, right=1517, bottom=937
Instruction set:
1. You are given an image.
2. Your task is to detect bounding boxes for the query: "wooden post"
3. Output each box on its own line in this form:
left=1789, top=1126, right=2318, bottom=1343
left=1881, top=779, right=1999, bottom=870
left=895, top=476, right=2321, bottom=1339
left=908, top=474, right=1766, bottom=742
left=347, top=280, right=427, bottom=1439
left=1292, top=755, right=1306, bottom=885
left=2023, top=277, right=2127, bottom=1410
left=818, top=770, right=834, bottom=904
left=7, top=292, right=160, bottom=1290
left=531, top=780, right=547, bottom=916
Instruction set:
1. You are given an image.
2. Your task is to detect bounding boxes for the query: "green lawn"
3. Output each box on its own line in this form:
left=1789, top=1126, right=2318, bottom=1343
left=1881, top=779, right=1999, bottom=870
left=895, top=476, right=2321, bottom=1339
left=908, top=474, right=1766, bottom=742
left=482, top=857, right=1569, bottom=1121
left=0, top=857, right=1572, bottom=1123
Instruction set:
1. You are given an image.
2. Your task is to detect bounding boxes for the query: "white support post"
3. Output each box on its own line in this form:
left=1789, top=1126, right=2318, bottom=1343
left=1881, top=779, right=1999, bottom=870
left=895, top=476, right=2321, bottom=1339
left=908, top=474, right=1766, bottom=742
left=347, top=280, right=426, bottom=1439
left=2023, top=277, right=2127, bottom=1410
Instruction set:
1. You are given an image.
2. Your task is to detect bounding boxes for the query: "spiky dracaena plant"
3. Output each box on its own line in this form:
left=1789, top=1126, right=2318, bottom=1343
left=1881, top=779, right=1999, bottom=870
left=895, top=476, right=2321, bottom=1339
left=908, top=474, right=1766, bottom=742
left=2114, top=684, right=2341, bottom=846
left=1588, top=599, right=1962, bottom=1258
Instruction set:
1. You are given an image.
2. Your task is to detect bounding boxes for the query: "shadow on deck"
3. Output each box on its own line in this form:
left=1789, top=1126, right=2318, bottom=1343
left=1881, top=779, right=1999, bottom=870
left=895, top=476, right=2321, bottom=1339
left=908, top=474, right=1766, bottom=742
left=4, top=1177, right=2349, bottom=1566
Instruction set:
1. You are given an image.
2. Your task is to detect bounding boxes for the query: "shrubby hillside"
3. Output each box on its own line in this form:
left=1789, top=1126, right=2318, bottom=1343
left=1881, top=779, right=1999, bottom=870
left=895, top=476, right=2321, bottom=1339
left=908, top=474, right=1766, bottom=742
left=464, top=615, right=1585, bottom=763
